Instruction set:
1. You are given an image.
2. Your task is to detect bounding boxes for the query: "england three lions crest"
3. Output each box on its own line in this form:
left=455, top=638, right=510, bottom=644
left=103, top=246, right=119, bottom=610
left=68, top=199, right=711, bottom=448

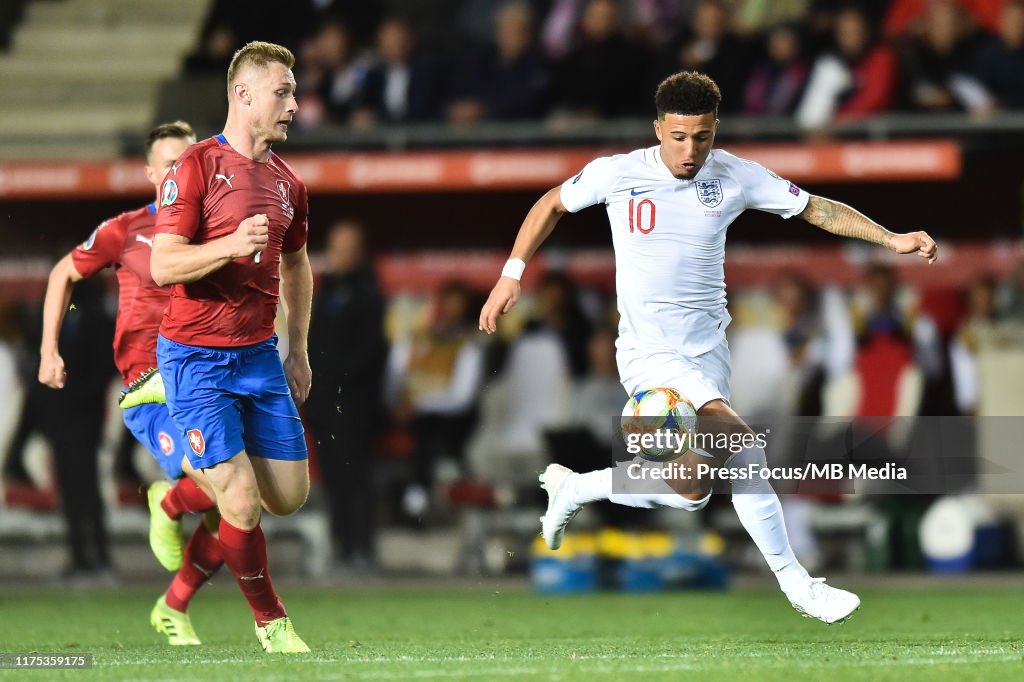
left=276, top=179, right=295, bottom=219
left=695, top=179, right=723, bottom=207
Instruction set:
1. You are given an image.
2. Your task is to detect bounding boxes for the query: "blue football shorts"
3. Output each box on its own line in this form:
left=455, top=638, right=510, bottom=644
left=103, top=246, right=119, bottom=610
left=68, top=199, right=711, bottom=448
left=156, top=334, right=308, bottom=470
left=122, top=402, right=186, bottom=480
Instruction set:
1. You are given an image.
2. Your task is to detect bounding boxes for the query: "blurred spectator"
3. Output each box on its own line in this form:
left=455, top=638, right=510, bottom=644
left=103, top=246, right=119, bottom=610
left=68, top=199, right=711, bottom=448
left=550, top=0, right=652, bottom=120
left=307, top=221, right=387, bottom=574
left=351, top=18, right=443, bottom=126
left=318, top=2, right=382, bottom=52
left=796, top=4, right=899, bottom=129
left=885, top=0, right=1005, bottom=38
left=541, top=0, right=588, bottom=60
left=950, top=276, right=1000, bottom=415
left=539, top=0, right=680, bottom=59
left=775, top=273, right=832, bottom=415
left=488, top=272, right=594, bottom=460
left=527, top=272, right=593, bottom=378
left=184, top=0, right=316, bottom=75
left=461, top=0, right=553, bottom=45
left=0, top=302, right=57, bottom=510
left=742, top=23, right=810, bottom=116
left=183, top=23, right=237, bottom=76
left=1002, top=258, right=1024, bottom=320
left=386, top=281, right=485, bottom=524
left=569, top=328, right=626, bottom=445
left=854, top=264, right=941, bottom=365
left=901, top=0, right=994, bottom=115
left=383, top=0, right=467, bottom=52
left=296, top=21, right=369, bottom=128
left=446, top=2, right=552, bottom=124
left=798, top=0, right=892, bottom=55
left=659, top=0, right=751, bottom=113
left=735, top=0, right=812, bottom=37
left=974, top=0, right=1024, bottom=109
left=39, top=277, right=117, bottom=582
left=625, top=0, right=685, bottom=46
left=729, top=274, right=845, bottom=418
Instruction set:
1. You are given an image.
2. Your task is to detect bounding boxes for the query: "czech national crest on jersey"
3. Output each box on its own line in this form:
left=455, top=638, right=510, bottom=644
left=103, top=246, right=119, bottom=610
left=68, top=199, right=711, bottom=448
left=276, top=179, right=294, bottom=218
left=695, top=179, right=723, bottom=207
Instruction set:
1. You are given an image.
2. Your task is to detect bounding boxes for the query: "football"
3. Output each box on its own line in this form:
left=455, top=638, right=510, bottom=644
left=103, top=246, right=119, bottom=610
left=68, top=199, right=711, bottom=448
left=621, top=387, right=698, bottom=462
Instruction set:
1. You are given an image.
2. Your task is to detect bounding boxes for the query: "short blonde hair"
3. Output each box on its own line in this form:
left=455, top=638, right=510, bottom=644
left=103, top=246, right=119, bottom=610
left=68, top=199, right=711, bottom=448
left=227, top=41, right=296, bottom=98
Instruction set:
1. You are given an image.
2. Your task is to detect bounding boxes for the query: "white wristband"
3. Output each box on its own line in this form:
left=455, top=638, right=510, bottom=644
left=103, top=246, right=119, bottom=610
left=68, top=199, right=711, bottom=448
left=501, top=258, right=526, bottom=281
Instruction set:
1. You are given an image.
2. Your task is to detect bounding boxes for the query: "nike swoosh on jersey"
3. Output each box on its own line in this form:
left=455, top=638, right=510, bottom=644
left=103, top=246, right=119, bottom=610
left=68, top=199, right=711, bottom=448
left=630, top=188, right=653, bottom=196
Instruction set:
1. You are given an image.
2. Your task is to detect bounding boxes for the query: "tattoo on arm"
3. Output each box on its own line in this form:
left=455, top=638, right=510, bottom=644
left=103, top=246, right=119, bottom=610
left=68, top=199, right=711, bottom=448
left=799, top=196, right=895, bottom=250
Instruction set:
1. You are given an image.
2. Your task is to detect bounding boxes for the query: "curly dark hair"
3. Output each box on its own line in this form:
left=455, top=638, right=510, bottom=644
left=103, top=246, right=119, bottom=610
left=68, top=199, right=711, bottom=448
left=655, top=71, right=721, bottom=118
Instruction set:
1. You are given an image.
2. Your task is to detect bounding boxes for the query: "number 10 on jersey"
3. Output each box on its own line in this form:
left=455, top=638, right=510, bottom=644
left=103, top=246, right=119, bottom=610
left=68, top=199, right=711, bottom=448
left=628, top=198, right=656, bottom=234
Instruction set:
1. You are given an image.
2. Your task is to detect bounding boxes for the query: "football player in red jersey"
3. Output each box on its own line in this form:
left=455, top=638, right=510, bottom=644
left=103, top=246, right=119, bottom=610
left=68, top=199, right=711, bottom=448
left=151, top=41, right=313, bottom=654
left=38, top=121, right=224, bottom=645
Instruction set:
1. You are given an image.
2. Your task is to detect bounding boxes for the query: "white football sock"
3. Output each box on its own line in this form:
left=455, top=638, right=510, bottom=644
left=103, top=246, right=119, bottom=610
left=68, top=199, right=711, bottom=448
left=727, top=445, right=810, bottom=595
left=572, top=467, right=709, bottom=511
left=571, top=468, right=612, bottom=505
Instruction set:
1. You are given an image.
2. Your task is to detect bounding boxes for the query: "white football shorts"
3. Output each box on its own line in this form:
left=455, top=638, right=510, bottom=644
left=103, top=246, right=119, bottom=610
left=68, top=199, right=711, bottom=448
left=617, top=340, right=732, bottom=411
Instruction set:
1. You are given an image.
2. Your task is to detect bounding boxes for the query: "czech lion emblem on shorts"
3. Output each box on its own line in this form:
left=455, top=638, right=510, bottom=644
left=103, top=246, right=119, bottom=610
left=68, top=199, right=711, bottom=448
left=695, top=179, right=723, bottom=207
left=158, top=432, right=174, bottom=456
left=186, top=429, right=205, bottom=456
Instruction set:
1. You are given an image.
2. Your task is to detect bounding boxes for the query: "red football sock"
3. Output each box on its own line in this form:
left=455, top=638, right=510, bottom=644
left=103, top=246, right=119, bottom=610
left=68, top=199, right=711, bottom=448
left=161, top=477, right=216, bottom=520
left=165, top=520, right=223, bottom=613
left=218, top=518, right=286, bottom=625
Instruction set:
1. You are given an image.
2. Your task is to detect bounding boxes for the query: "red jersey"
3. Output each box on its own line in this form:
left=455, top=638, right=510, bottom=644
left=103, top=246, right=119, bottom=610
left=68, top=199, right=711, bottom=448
left=70, top=202, right=167, bottom=385
left=154, top=134, right=309, bottom=347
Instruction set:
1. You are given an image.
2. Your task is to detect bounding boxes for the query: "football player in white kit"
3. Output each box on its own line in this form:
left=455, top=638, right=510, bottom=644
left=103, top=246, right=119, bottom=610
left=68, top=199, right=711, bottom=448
left=479, top=71, right=938, bottom=624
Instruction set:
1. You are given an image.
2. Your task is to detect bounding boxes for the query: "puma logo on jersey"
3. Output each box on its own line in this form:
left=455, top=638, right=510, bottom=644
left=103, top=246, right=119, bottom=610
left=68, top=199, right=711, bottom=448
left=135, top=234, right=153, bottom=248
left=215, top=173, right=235, bottom=188
left=171, top=162, right=182, bottom=175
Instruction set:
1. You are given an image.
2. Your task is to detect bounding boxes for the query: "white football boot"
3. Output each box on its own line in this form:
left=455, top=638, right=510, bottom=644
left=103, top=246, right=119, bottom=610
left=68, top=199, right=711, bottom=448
left=787, top=577, right=861, bottom=624
left=539, top=464, right=583, bottom=550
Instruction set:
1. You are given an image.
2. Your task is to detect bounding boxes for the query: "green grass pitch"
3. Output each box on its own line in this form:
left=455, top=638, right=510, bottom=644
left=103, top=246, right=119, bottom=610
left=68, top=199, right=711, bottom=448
left=1, top=584, right=1023, bottom=680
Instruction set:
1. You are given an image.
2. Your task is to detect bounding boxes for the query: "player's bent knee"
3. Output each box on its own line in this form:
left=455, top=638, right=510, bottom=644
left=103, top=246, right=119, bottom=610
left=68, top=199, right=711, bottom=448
left=215, top=483, right=263, bottom=528
left=262, top=484, right=309, bottom=516
left=251, top=457, right=309, bottom=515
left=219, top=503, right=261, bottom=529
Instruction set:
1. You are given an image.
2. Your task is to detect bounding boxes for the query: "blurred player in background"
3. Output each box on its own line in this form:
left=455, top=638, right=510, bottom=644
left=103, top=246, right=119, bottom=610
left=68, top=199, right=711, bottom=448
left=38, top=121, right=224, bottom=645
left=151, top=41, right=312, bottom=654
left=480, top=71, right=938, bottom=625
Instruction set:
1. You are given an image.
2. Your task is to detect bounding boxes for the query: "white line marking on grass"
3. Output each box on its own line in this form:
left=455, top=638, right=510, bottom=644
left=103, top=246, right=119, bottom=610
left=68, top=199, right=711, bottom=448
left=99, top=647, right=1023, bottom=674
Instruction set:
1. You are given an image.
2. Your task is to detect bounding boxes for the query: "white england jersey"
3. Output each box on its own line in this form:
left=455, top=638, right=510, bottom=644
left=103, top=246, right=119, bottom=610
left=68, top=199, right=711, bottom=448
left=560, top=146, right=809, bottom=358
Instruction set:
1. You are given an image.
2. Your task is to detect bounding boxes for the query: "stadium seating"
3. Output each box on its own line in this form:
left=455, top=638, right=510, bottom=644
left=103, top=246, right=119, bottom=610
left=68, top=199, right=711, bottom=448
left=0, top=0, right=207, bottom=159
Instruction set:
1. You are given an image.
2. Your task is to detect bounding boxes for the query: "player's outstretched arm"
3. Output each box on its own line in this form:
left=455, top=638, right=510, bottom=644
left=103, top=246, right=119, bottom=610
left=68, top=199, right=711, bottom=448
left=280, top=245, right=313, bottom=406
left=479, top=187, right=568, bottom=334
left=798, top=195, right=938, bottom=263
left=150, top=214, right=270, bottom=286
left=38, top=253, right=84, bottom=389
